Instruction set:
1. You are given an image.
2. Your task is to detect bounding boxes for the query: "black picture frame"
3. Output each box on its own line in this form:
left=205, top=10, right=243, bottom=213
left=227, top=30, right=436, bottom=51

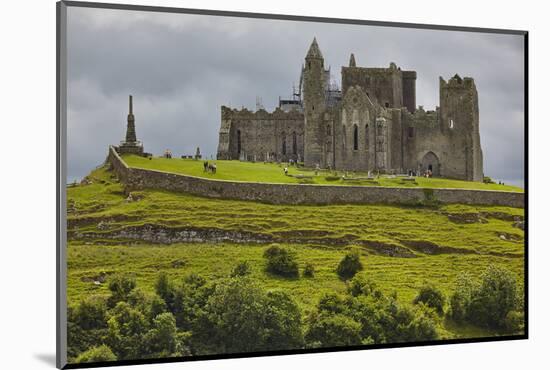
left=56, top=1, right=528, bottom=368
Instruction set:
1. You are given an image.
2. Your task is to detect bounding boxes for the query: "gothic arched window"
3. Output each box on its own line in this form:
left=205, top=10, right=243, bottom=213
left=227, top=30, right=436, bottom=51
left=365, top=124, right=369, bottom=150
left=292, top=131, right=297, bottom=155
left=353, top=124, right=359, bottom=150
left=237, top=130, right=241, bottom=154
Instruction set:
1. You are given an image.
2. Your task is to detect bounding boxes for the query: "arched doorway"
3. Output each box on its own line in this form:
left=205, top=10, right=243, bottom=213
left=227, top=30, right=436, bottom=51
left=421, top=151, right=440, bottom=176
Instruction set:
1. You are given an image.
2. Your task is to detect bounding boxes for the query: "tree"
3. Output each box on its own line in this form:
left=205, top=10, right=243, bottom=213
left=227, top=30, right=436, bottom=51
left=347, top=275, right=382, bottom=298
left=467, top=265, right=518, bottom=328
left=305, top=314, right=363, bottom=348
left=143, top=312, right=179, bottom=357
left=449, top=266, right=519, bottom=329
left=155, top=272, right=176, bottom=311
left=263, top=291, right=304, bottom=350
left=449, top=272, right=476, bottom=322
left=195, top=277, right=303, bottom=354
left=75, top=345, right=117, bottom=363
left=107, top=302, right=149, bottom=360
left=317, top=292, right=348, bottom=315
left=74, top=295, right=108, bottom=330
left=413, top=283, right=446, bottom=315
left=336, top=249, right=363, bottom=280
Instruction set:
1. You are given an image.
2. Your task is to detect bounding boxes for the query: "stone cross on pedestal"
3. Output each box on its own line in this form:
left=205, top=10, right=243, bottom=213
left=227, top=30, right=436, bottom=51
left=116, top=94, right=144, bottom=156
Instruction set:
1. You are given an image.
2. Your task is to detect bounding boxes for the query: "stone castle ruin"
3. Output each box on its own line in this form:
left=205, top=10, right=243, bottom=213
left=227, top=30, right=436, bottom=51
left=217, top=38, right=484, bottom=181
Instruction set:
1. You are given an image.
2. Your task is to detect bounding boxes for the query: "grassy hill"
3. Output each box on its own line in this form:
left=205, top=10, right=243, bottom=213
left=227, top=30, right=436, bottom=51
left=67, top=165, right=524, bottom=340
left=122, top=154, right=524, bottom=192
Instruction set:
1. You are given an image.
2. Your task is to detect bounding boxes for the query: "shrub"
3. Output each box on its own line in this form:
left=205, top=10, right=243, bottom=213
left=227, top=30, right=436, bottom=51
left=347, top=275, right=381, bottom=298
left=303, top=263, right=315, bottom=278
left=264, top=245, right=299, bottom=278
left=263, top=244, right=283, bottom=258
left=448, top=272, right=476, bottom=322
left=195, top=277, right=303, bottom=353
left=467, top=265, right=518, bottom=328
left=264, top=291, right=305, bottom=350
left=75, top=345, right=117, bottom=363
left=393, top=304, right=440, bottom=342
left=155, top=272, right=176, bottom=312
left=171, top=273, right=212, bottom=331
left=317, top=293, right=347, bottom=315
left=107, top=302, right=149, bottom=360
left=74, top=295, right=108, bottom=330
left=504, top=310, right=525, bottom=333
left=230, top=260, right=251, bottom=277
left=413, top=283, right=446, bottom=315
left=143, top=312, right=179, bottom=356
left=108, top=274, right=136, bottom=306
left=336, top=249, right=363, bottom=280
left=483, top=176, right=495, bottom=184
left=305, top=314, right=363, bottom=348
left=449, top=266, right=519, bottom=329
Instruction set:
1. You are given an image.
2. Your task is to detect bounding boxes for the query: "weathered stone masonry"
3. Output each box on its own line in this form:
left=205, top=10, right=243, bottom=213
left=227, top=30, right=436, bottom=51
left=217, top=38, right=485, bottom=182
left=108, top=146, right=523, bottom=208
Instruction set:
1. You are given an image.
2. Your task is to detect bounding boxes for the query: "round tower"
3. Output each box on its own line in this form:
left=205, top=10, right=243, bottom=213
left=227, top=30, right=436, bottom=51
left=303, top=37, right=326, bottom=168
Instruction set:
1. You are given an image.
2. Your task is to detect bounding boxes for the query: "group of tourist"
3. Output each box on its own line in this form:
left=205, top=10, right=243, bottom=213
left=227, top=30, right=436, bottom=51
left=407, top=169, right=433, bottom=178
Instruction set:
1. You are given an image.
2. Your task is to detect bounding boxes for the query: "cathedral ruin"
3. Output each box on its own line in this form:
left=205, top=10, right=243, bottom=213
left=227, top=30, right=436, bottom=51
left=216, top=38, right=484, bottom=181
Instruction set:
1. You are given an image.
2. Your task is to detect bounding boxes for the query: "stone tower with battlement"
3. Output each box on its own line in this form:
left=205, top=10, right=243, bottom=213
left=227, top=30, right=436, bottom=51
left=216, top=38, right=483, bottom=181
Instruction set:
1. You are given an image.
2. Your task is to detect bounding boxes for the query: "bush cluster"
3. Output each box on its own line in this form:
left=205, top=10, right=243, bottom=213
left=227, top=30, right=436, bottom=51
left=413, top=283, right=446, bottom=315
left=263, top=244, right=299, bottom=278
left=449, top=265, right=523, bottom=331
left=303, top=263, right=315, bottom=278
left=336, top=249, right=363, bottom=280
left=68, top=264, right=523, bottom=364
left=68, top=271, right=304, bottom=363
left=305, top=276, right=440, bottom=347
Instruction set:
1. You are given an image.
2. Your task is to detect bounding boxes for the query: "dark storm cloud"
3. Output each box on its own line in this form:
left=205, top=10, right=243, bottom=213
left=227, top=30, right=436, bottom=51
left=67, top=7, right=525, bottom=186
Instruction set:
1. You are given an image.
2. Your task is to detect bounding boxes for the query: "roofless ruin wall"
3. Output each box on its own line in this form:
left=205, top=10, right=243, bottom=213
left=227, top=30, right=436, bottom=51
left=217, top=106, right=304, bottom=162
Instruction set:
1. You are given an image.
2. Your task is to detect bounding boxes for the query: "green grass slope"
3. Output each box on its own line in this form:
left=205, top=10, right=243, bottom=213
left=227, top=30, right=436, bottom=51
left=122, top=155, right=524, bottom=192
left=67, top=165, right=525, bottom=339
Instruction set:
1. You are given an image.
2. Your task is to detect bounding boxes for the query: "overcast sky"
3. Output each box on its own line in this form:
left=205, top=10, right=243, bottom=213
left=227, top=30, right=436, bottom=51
left=67, top=7, right=525, bottom=186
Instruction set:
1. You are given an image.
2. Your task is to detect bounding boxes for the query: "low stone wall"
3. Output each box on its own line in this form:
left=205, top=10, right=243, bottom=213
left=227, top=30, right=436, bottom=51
left=107, top=146, right=524, bottom=208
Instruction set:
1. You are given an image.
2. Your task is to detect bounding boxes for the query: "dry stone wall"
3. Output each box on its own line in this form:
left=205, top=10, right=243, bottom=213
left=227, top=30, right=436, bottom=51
left=107, top=146, right=524, bottom=208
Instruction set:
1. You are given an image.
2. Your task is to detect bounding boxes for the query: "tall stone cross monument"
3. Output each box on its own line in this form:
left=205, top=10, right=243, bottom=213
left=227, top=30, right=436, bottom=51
left=117, top=95, right=144, bottom=155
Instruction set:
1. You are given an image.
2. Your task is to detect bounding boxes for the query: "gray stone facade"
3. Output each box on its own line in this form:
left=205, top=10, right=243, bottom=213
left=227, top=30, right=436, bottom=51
left=217, top=38, right=484, bottom=181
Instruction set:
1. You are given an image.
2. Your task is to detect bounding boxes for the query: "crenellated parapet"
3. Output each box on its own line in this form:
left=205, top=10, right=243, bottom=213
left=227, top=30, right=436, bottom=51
left=221, top=105, right=304, bottom=121
left=439, top=74, right=476, bottom=91
left=408, top=106, right=440, bottom=129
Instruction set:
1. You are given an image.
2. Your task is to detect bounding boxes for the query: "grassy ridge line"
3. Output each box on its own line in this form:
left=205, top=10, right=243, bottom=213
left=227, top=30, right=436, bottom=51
left=68, top=167, right=524, bottom=256
left=122, top=155, right=524, bottom=192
